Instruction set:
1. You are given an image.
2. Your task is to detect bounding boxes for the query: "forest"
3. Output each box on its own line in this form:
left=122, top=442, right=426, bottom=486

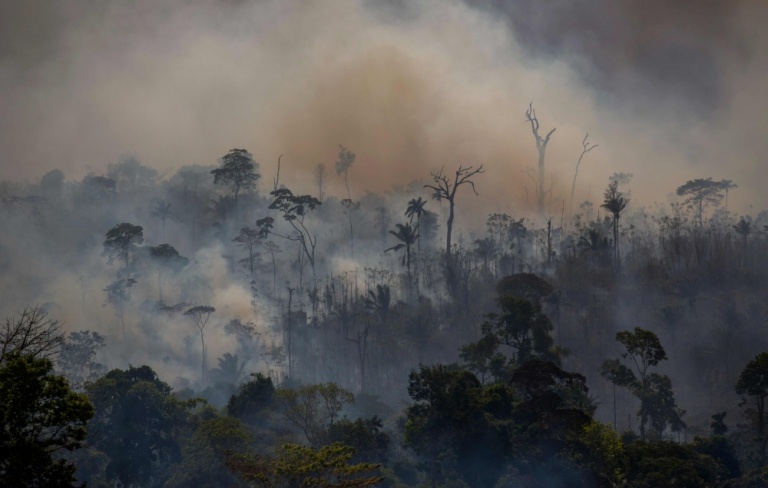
left=2, top=141, right=768, bottom=487
left=3, top=0, right=768, bottom=487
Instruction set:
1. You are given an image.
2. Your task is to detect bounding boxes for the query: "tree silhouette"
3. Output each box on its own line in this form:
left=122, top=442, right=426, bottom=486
left=260, top=188, right=322, bottom=284
left=147, top=243, right=188, bottom=304
left=210, top=148, right=260, bottom=217
left=335, top=145, right=355, bottom=200
left=736, top=352, right=768, bottom=466
left=676, top=178, right=729, bottom=228
left=525, top=102, right=556, bottom=213
left=103, top=223, right=144, bottom=275
left=233, top=227, right=263, bottom=280
left=385, top=223, right=419, bottom=284
left=184, top=305, right=215, bottom=382
left=601, top=180, right=629, bottom=264
left=423, top=165, right=484, bottom=261
left=569, top=133, right=598, bottom=215
left=149, top=198, right=174, bottom=241
left=601, top=327, right=683, bottom=440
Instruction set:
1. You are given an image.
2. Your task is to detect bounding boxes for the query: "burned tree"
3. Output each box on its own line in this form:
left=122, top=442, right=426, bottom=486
left=525, top=102, right=556, bottom=214
left=423, top=165, right=484, bottom=261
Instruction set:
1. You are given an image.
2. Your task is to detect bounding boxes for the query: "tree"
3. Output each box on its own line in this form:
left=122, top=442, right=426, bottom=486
left=335, top=145, right=355, bottom=200
left=0, top=353, right=94, bottom=487
left=736, top=352, right=768, bottom=466
left=103, top=277, right=137, bottom=338
left=102, top=223, right=144, bottom=275
left=276, top=383, right=355, bottom=446
left=601, top=327, right=684, bottom=440
left=569, top=133, right=598, bottom=214
left=525, top=102, right=556, bottom=213
left=85, top=365, right=195, bottom=487
left=384, top=223, right=419, bottom=284
left=601, top=180, right=629, bottom=264
left=149, top=198, right=174, bottom=241
left=460, top=274, right=560, bottom=380
left=233, top=226, right=264, bottom=280
left=147, top=243, right=188, bottom=304
left=405, top=197, right=429, bottom=259
left=184, top=306, right=216, bottom=382
left=1, top=306, right=65, bottom=363
left=423, top=164, right=484, bottom=261
left=211, top=148, right=260, bottom=217
left=676, top=178, right=729, bottom=227
left=225, top=442, right=383, bottom=488
left=57, top=330, right=106, bottom=389
left=260, top=187, right=322, bottom=283
left=227, top=372, right=276, bottom=425
left=734, top=216, right=752, bottom=261
left=315, top=163, right=326, bottom=201
left=341, top=198, right=361, bottom=257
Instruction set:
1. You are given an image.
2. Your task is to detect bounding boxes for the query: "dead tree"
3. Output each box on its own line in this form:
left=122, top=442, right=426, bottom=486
left=569, top=133, right=598, bottom=214
left=525, top=103, right=556, bottom=214
left=423, top=165, right=484, bottom=261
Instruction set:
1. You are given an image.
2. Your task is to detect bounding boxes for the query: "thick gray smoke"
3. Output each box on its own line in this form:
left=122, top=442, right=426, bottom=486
left=1, top=0, right=767, bottom=212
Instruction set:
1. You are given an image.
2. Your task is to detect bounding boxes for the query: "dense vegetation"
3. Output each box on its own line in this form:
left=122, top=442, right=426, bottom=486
left=2, top=147, right=768, bottom=487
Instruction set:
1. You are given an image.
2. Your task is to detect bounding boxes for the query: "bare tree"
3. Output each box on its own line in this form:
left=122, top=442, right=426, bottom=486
left=423, top=165, right=484, bottom=261
left=569, top=133, right=598, bottom=214
left=1, top=306, right=65, bottom=363
left=525, top=103, right=556, bottom=214
left=184, top=305, right=215, bottom=382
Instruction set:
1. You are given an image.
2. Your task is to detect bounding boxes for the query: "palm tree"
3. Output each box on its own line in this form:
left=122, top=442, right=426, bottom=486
left=385, top=223, right=419, bottom=283
left=601, top=181, right=629, bottom=264
left=405, top=197, right=429, bottom=277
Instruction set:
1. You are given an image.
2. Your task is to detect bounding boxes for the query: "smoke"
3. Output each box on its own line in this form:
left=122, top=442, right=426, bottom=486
left=2, top=0, right=766, bottom=216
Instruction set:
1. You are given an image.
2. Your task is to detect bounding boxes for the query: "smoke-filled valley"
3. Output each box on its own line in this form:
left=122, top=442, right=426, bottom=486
left=3, top=1, right=768, bottom=487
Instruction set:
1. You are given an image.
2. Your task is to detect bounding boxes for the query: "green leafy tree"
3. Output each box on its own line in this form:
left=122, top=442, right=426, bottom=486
left=85, top=365, right=195, bottom=487
left=0, top=354, right=94, bottom=487
left=165, top=412, right=253, bottom=488
left=736, top=352, right=768, bottom=466
left=227, top=372, right=276, bottom=425
left=225, top=442, right=383, bottom=488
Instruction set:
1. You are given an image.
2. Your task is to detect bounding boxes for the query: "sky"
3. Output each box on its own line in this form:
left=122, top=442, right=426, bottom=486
left=2, top=0, right=767, bottom=216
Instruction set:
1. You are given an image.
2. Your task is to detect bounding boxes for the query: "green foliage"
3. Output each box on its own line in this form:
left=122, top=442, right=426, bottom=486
left=0, top=353, right=94, bottom=487
left=623, top=441, right=729, bottom=487
left=328, top=416, right=390, bottom=464
left=276, top=382, right=355, bottom=446
left=85, top=365, right=197, bottom=486
left=461, top=274, right=561, bottom=381
left=228, top=372, right=276, bottom=424
left=226, top=442, right=383, bottom=488
left=736, top=352, right=768, bottom=465
left=165, top=413, right=253, bottom=488
left=603, top=327, right=683, bottom=440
